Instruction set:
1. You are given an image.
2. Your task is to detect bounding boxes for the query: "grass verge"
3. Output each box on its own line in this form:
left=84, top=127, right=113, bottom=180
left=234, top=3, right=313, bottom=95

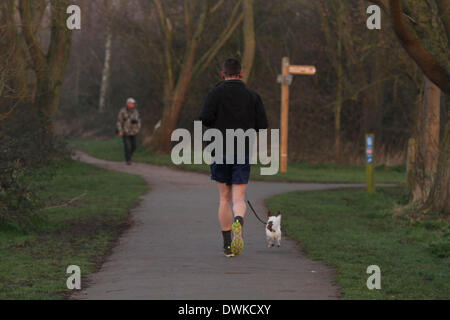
left=69, top=138, right=406, bottom=184
left=266, top=187, right=450, bottom=299
left=0, top=160, right=148, bottom=299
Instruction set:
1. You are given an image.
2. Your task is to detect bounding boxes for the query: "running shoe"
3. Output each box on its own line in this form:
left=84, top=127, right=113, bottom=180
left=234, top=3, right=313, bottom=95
left=231, top=220, right=244, bottom=255
left=223, top=245, right=235, bottom=258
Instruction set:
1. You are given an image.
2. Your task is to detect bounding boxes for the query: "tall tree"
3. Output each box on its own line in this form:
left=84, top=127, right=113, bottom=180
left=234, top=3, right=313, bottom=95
left=19, top=0, right=73, bottom=135
left=314, top=0, right=391, bottom=163
left=370, top=0, right=449, bottom=212
left=410, top=77, right=441, bottom=203
left=0, top=0, right=31, bottom=120
left=149, top=0, right=244, bottom=153
left=98, top=0, right=118, bottom=113
left=370, top=0, right=450, bottom=94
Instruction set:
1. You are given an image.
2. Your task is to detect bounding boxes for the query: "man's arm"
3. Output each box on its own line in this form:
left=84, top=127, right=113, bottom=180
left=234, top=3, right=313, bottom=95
left=198, top=88, right=219, bottom=128
left=117, top=109, right=124, bottom=135
left=255, top=93, right=268, bottom=130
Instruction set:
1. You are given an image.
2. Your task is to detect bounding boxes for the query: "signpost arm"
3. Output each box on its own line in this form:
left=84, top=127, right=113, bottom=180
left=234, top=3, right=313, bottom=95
left=280, top=57, right=290, bottom=173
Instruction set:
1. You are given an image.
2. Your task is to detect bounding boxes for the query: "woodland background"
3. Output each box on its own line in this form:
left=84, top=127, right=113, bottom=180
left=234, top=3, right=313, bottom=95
left=1, top=0, right=449, bottom=215
left=58, top=0, right=438, bottom=164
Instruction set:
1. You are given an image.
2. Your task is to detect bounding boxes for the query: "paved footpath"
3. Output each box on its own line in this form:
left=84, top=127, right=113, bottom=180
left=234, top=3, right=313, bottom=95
left=72, top=151, right=362, bottom=300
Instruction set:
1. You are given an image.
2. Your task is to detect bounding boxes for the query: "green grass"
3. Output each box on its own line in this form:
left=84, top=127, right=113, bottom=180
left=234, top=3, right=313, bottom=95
left=0, top=160, right=148, bottom=299
left=70, top=138, right=406, bottom=184
left=266, top=187, right=450, bottom=299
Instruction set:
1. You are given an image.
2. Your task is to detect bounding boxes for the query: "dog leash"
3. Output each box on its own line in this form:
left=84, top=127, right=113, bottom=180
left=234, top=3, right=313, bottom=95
left=247, top=200, right=267, bottom=225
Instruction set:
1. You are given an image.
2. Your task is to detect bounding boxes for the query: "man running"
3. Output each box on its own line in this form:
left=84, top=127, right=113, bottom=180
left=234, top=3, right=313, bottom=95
left=199, top=58, right=268, bottom=257
left=117, top=98, right=141, bottom=165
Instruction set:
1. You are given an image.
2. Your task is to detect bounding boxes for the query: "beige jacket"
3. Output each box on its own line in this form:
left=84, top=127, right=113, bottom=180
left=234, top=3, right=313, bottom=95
left=117, top=107, right=141, bottom=136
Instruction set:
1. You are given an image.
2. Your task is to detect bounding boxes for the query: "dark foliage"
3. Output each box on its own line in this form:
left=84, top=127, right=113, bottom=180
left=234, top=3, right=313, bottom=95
left=0, top=121, right=70, bottom=231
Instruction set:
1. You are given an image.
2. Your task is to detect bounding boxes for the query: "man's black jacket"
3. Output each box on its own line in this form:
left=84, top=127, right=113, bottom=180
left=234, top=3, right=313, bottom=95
left=199, top=80, right=268, bottom=131
left=198, top=80, right=268, bottom=158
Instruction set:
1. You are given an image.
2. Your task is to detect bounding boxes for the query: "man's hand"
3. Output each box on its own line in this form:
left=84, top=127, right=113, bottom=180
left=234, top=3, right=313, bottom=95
left=119, top=132, right=123, bottom=137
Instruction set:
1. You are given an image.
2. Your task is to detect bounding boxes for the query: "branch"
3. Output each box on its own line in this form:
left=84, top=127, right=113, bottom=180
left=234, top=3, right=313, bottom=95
left=390, top=0, right=450, bottom=94
left=153, top=0, right=167, bottom=34
left=47, top=0, right=73, bottom=85
left=291, top=76, right=393, bottom=109
left=368, top=0, right=417, bottom=24
left=153, top=0, right=174, bottom=91
left=184, top=0, right=191, bottom=42
left=191, top=0, right=209, bottom=42
left=242, top=0, right=255, bottom=83
left=193, top=0, right=244, bottom=77
left=368, top=0, right=389, bottom=13
left=437, top=0, right=450, bottom=42
left=170, top=0, right=209, bottom=112
left=210, top=0, right=226, bottom=14
left=18, top=0, right=46, bottom=73
left=0, top=99, right=21, bottom=122
left=43, top=192, right=87, bottom=210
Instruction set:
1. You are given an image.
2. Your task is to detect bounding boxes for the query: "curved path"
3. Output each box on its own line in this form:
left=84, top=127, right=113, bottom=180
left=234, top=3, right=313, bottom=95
left=72, top=151, right=363, bottom=300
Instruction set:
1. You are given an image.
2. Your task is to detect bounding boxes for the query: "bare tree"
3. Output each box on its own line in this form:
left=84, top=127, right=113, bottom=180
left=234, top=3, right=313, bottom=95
left=148, top=0, right=244, bottom=153
left=0, top=0, right=31, bottom=121
left=370, top=0, right=449, bottom=213
left=19, top=0, right=73, bottom=135
left=98, top=0, right=118, bottom=113
left=370, top=0, right=450, bottom=94
left=313, top=0, right=393, bottom=163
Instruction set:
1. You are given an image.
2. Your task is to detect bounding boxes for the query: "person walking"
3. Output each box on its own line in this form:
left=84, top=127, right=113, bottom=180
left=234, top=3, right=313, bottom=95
left=117, top=98, right=141, bottom=165
left=199, top=58, right=268, bottom=257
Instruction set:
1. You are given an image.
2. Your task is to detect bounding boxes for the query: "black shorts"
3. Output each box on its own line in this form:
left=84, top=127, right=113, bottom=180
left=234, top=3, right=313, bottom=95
left=210, top=156, right=251, bottom=186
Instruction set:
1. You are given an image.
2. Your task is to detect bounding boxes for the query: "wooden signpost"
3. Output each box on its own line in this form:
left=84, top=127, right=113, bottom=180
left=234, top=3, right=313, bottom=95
left=278, top=57, right=316, bottom=173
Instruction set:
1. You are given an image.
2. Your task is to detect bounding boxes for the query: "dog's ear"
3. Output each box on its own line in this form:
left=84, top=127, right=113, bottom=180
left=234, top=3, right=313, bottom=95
left=268, top=211, right=272, bottom=217
left=276, top=211, right=281, bottom=216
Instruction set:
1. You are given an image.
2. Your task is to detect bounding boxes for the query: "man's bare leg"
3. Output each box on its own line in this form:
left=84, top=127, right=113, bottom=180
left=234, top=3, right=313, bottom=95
left=230, top=184, right=247, bottom=255
left=216, top=182, right=233, bottom=230
left=217, top=182, right=234, bottom=257
left=232, top=184, right=247, bottom=219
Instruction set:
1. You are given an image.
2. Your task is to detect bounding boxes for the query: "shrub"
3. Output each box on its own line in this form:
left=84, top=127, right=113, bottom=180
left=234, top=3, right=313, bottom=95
left=0, top=128, right=69, bottom=231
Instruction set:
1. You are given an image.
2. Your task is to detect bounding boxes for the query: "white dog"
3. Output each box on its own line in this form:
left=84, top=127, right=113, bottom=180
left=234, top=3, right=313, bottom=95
left=266, top=211, right=282, bottom=248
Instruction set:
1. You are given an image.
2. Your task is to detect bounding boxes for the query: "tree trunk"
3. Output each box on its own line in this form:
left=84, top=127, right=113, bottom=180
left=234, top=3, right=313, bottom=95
left=241, top=0, right=255, bottom=84
left=334, top=17, right=344, bottom=163
left=334, top=72, right=343, bottom=163
left=149, top=0, right=208, bottom=153
left=2, top=0, right=29, bottom=101
left=406, top=137, right=418, bottom=194
left=99, top=18, right=113, bottom=113
left=19, top=0, right=72, bottom=135
left=150, top=41, right=198, bottom=153
left=411, top=77, right=441, bottom=203
left=99, top=0, right=119, bottom=113
left=148, top=0, right=243, bottom=153
left=423, top=121, right=449, bottom=213
left=368, top=0, right=449, bottom=212
left=422, top=78, right=441, bottom=174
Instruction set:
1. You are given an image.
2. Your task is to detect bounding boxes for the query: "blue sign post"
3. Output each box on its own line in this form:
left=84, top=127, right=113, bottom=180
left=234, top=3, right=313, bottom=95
left=366, top=134, right=375, bottom=194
